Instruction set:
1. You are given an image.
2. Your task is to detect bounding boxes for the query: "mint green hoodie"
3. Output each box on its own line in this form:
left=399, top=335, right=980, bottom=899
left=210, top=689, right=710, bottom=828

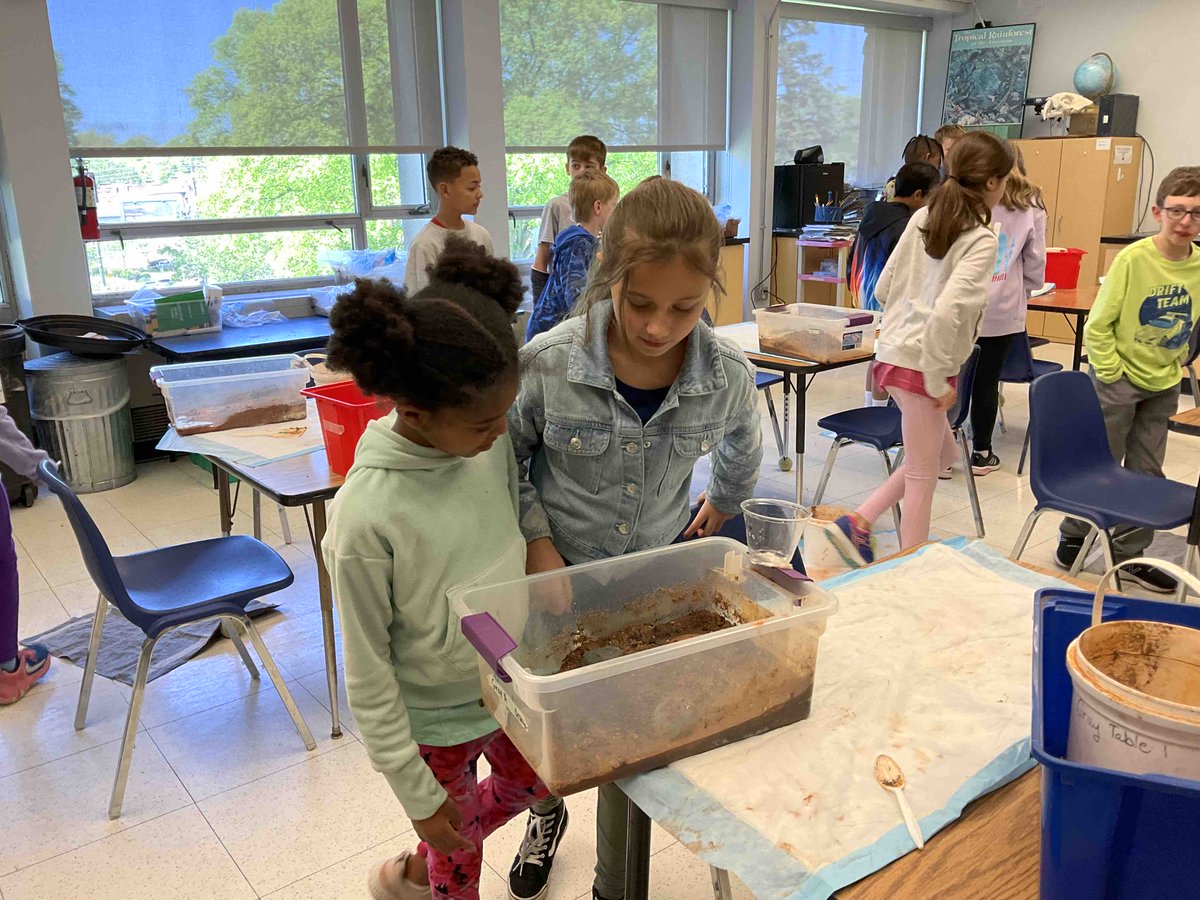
left=322, top=413, right=526, bottom=819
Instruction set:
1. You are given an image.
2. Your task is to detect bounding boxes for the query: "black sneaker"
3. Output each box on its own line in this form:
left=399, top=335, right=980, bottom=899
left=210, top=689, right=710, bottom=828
left=593, top=891, right=624, bottom=900
left=1120, top=563, right=1178, bottom=594
left=1055, top=538, right=1084, bottom=570
left=508, top=802, right=569, bottom=900
left=970, top=451, right=1001, bottom=475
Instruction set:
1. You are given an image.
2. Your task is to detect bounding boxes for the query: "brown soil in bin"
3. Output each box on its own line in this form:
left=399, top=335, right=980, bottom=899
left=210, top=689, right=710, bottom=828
left=558, top=608, right=734, bottom=672
left=177, top=399, right=307, bottom=435
left=497, top=572, right=822, bottom=796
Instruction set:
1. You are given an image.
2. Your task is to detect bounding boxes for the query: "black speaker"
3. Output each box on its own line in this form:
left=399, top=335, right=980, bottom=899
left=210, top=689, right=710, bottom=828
left=773, top=163, right=845, bottom=230
left=1098, top=93, right=1138, bottom=137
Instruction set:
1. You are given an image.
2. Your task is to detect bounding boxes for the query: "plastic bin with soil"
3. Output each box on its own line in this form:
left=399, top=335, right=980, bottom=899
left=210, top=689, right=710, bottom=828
left=498, top=571, right=822, bottom=795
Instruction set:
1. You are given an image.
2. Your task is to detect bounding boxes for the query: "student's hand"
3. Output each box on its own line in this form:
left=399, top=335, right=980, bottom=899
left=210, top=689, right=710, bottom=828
left=684, top=498, right=733, bottom=539
left=932, top=387, right=957, bottom=411
left=412, top=796, right=473, bottom=857
left=527, top=538, right=572, bottom=614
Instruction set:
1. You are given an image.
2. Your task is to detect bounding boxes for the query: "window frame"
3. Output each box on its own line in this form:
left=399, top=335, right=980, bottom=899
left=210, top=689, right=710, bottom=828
left=69, top=0, right=441, bottom=304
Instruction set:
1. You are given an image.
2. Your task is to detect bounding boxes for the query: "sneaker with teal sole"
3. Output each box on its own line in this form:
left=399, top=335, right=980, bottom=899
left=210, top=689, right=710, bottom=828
left=828, top=515, right=875, bottom=567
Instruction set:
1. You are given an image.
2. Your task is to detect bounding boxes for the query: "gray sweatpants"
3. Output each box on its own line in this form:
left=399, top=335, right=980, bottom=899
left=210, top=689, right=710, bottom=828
left=1059, top=373, right=1181, bottom=558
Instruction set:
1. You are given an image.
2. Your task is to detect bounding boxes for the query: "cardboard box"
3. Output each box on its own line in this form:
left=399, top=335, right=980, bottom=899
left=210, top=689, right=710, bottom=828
left=1068, top=105, right=1099, bottom=136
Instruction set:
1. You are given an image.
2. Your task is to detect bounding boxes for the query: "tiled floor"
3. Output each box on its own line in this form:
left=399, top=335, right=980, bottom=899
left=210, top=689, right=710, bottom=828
left=2, top=340, right=1196, bottom=899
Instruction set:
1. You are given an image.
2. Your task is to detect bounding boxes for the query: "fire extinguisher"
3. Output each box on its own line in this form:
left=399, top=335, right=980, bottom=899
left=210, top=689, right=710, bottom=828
left=74, top=158, right=100, bottom=241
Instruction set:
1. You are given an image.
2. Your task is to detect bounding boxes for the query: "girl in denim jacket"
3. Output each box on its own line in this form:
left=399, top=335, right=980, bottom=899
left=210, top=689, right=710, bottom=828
left=503, top=176, right=763, bottom=900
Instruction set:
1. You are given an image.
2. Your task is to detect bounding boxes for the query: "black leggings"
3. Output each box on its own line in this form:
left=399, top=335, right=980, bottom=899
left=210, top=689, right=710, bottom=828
left=970, top=333, right=1020, bottom=452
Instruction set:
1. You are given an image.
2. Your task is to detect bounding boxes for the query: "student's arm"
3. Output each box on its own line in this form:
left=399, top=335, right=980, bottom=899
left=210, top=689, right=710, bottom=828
left=1022, top=209, right=1048, bottom=295
left=704, top=356, right=764, bottom=516
left=0, top=406, right=48, bottom=479
left=533, top=243, right=553, bottom=274
left=507, top=353, right=554, bottom=547
left=1083, top=254, right=1130, bottom=384
left=919, top=230, right=997, bottom=398
left=874, top=227, right=909, bottom=307
left=326, top=538, right=446, bottom=821
left=533, top=200, right=560, bottom=272
left=404, top=241, right=435, bottom=294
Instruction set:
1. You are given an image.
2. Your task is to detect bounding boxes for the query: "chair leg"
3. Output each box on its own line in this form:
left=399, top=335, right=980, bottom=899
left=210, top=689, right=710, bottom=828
left=1069, top=527, right=1100, bottom=579
left=1097, top=529, right=1120, bottom=591
left=276, top=504, right=294, bottom=545
left=709, top=866, right=734, bottom=900
left=222, top=621, right=259, bottom=680
left=762, top=387, right=787, bottom=465
left=880, top=450, right=901, bottom=531
left=234, top=616, right=316, bottom=751
left=252, top=491, right=263, bottom=541
left=1017, top=429, right=1031, bottom=476
left=958, top=429, right=985, bottom=539
left=109, top=635, right=156, bottom=820
left=812, top=439, right=844, bottom=507
left=75, top=592, right=109, bottom=731
left=1010, top=510, right=1044, bottom=562
left=1176, top=543, right=1198, bottom=604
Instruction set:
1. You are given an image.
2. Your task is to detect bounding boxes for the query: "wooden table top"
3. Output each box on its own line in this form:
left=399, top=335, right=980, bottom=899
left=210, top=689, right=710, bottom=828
left=836, top=552, right=1089, bottom=898
left=1027, top=284, right=1099, bottom=314
left=213, top=448, right=343, bottom=507
left=1170, top=405, right=1200, bottom=437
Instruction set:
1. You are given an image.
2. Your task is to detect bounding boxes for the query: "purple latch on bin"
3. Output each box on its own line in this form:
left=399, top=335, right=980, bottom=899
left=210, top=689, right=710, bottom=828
left=461, top=612, right=517, bottom=683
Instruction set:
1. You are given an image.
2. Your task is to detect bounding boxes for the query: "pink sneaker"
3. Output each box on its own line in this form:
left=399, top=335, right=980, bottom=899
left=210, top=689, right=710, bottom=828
left=368, top=849, right=430, bottom=900
left=0, top=645, right=51, bottom=705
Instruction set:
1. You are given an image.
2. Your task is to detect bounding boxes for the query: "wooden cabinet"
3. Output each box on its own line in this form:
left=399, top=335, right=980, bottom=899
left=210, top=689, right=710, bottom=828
left=1013, top=136, right=1142, bottom=343
left=707, top=241, right=747, bottom=326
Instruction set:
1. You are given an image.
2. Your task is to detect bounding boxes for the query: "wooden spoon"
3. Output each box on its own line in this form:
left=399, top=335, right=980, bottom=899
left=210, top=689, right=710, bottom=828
left=874, top=754, right=925, bottom=850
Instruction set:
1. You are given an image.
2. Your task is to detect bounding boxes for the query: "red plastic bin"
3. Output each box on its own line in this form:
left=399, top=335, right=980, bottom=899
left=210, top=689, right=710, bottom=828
left=301, top=380, right=390, bottom=476
left=1045, top=247, right=1087, bottom=290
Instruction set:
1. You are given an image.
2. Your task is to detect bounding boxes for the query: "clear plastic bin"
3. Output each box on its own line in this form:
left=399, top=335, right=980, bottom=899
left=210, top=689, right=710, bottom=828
left=755, top=303, right=879, bottom=363
left=150, top=354, right=308, bottom=436
left=451, top=537, right=838, bottom=795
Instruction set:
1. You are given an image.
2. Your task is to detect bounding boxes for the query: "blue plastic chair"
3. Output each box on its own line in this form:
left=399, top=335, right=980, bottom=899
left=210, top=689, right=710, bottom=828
left=811, top=347, right=984, bottom=537
left=1009, top=372, right=1195, bottom=581
left=39, top=460, right=315, bottom=819
left=999, top=333, right=1064, bottom=475
left=756, top=371, right=789, bottom=470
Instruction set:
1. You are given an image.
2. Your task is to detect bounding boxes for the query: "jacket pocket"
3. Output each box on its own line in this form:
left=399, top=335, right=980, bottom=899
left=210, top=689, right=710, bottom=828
left=440, top=538, right=527, bottom=676
left=543, top=421, right=611, bottom=495
left=660, top=427, right=724, bottom=497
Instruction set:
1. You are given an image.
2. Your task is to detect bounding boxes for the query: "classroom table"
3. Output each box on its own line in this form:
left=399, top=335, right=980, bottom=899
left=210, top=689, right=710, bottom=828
left=621, top=552, right=1083, bottom=900
left=1027, top=286, right=1097, bottom=371
left=715, top=321, right=875, bottom=505
left=207, top=449, right=346, bottom=738
left=150, top=314, right=332, bottom=362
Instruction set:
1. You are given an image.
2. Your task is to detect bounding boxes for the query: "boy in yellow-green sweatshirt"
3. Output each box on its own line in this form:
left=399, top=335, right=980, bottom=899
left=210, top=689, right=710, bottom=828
left=1058, top=167, right=1200, bottom=592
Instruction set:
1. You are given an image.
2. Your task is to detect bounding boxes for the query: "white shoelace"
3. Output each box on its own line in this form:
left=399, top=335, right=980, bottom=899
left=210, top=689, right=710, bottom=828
left=515, top=812, right=553, bottom=871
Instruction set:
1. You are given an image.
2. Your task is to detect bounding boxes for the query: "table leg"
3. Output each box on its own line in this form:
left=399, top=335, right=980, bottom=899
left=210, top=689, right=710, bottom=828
left=216, top=462, right=233, bottom=537
left=252, top=490, right=262, bottom=540
left=794, top=374, right=807, bottom=505
left=311, top=499, right=343, bottom=739
left=624, top=792, right=653, bottom=900
left=1072, top=315, right=1084, bottom=371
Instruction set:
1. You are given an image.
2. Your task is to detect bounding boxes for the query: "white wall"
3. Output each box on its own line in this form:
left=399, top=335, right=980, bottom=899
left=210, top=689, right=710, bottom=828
left=0, top=0, right=92, bottom=320
left=925, top=0, right=1200, bottom=222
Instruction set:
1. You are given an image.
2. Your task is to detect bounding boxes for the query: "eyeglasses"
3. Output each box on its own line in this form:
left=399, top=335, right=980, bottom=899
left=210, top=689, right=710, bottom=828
left=1162, top=207, right=1200, bottom=223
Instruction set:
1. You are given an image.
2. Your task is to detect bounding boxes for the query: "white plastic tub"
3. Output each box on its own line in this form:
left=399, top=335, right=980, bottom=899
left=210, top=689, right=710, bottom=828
left=755, top=303, right=879, bottom=363
left=451, top=537, right=838, bottom=795
left=150, top=354, right=308, bottom=435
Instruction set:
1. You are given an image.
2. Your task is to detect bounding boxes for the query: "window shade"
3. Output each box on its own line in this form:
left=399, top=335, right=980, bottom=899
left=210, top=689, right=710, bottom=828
left=48, top=0, right=443, bottom=155
left=500, top=0, right=728, bottom=152
left=856, top=26, right=924, bottom=186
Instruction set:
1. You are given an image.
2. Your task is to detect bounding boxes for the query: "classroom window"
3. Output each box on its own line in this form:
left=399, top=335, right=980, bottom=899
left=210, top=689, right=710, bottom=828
left=774, top=8, right=926, bottom=187
left=48, top=0, right=442, bottom=300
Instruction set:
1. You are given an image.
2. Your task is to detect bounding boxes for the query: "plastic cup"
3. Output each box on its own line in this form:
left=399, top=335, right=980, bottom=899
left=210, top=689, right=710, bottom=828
left=740, top=499, right=811, bottom=567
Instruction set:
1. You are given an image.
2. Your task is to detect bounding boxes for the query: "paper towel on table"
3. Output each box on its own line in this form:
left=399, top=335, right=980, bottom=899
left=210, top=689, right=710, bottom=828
left=157, top=399, right=325, bottom=466
left=621, top=541, right=1069, bottom=899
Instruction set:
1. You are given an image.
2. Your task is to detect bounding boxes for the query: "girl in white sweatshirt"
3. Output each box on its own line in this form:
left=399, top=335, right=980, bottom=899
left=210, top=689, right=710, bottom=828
left=830, top=132, right=1013, bottom=564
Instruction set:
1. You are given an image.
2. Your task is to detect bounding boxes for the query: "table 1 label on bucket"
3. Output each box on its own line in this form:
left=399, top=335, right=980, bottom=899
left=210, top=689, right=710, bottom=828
left=489, top=674, right=530, bottom=732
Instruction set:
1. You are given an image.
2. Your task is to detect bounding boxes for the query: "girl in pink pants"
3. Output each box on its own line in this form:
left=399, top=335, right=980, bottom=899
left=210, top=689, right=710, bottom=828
left=829, top=132, right=1014, bottom=566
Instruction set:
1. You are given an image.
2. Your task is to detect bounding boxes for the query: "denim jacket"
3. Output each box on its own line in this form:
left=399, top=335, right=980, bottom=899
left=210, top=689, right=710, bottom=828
left=509, top=300, right=763, bottom=564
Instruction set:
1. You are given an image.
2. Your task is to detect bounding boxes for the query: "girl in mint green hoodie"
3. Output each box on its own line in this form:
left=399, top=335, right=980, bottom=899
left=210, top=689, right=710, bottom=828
left=322, top=237, right=548, bottom=900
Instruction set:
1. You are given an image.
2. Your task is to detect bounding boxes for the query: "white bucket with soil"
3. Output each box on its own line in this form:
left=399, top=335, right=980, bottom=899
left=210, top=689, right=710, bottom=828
left=800, top=505, right=853, bottom=576
left=1066, top=559, right=1200, bottom=779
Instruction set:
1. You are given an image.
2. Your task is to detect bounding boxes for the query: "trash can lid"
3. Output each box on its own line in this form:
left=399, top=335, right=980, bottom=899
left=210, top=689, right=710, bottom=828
left=24, top=351, right=127, bottom=376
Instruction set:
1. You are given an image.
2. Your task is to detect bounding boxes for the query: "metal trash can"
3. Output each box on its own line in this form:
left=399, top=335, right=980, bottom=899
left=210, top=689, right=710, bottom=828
left=0, top=325, right=38, bottom=506
left=25, top=353, right=136, bottom=493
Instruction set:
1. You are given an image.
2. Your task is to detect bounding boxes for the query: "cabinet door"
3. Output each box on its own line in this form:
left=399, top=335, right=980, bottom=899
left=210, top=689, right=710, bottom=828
left=1014, top=140, right=1063, bottom=242
left=1056, top=139, right=1111, bottom=287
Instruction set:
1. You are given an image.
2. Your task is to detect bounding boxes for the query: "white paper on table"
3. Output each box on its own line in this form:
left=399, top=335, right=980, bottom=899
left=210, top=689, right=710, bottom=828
left=1031, top=282, right=1056, bottom=298
left=157, top=398, right=325, bottom=466
left=624, top=543, right=1052, bottom=899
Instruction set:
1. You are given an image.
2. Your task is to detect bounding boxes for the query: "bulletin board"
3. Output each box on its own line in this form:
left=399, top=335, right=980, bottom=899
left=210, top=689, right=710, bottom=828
left=942, top=23, right=1036, bottom=139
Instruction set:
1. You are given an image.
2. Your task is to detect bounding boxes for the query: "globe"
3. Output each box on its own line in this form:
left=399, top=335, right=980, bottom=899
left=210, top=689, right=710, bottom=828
left=1074, top=52, right=1116, bottom=100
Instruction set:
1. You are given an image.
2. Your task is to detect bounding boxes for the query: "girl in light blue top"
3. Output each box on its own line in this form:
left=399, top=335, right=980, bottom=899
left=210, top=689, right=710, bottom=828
left=504, top=176, right=762, bottom=900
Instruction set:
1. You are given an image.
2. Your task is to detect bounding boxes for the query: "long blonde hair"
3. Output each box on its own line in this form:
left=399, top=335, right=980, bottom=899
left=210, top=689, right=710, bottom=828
left=1001, top=145, right=1046, bottom=212
left=573, top=176, right=723, bottom=322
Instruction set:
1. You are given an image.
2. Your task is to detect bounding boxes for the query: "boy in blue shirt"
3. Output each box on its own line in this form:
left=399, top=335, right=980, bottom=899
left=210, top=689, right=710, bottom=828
left=525, top=170, right=619, bottom=340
